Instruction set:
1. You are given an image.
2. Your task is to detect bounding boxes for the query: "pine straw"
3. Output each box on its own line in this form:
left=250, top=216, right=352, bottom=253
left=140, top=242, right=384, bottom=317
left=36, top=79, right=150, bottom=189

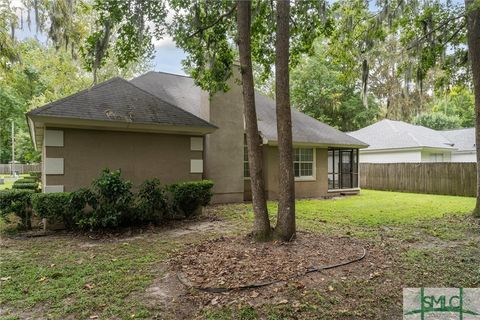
left=169, top=232, right=367, bottom=290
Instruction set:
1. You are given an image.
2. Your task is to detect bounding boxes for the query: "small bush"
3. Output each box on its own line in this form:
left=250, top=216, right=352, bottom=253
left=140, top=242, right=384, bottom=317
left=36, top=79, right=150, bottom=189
left=70, top=188, right=95, bottom=212
left=0, top=190, right=34, bottom=229
left=132, top=178, right=167, bottom=225
left=12, top=182, right=39, bottom=191
left=76, top=169, right=133, bottom=230
left=31, top=192, right=82, bottom=228
left=29, top=172, right=41, bottom=180
left=169, top=180, right=214, bottom=217
left=15, top=178, right=37, bottom=183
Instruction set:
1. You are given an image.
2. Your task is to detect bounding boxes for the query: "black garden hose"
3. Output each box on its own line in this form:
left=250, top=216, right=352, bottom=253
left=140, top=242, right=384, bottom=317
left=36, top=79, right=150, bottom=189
left=177, top=247, right=367, bottom=293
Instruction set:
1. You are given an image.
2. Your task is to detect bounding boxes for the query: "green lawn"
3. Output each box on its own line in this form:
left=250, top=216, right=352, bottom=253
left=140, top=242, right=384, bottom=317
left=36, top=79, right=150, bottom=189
left=0, top=190, right=478, bottom=319
left=216, top=189, right=476, bottom=239
left=0, top=180, right=14, bottom=191
left=0, top=175, right=30, bottom=191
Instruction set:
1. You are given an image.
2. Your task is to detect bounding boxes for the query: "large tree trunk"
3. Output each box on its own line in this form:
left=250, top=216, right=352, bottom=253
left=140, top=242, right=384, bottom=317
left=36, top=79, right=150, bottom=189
left=274, top=0, right=296, bottom=240
left=237, top=0, right=272, bottom=239
left=466, top=0, right=480, bottom=218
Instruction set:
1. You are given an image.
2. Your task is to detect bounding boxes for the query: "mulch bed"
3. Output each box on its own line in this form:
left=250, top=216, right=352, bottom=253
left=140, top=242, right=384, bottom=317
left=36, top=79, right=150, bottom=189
left=169, top=232, right=369, bottom=290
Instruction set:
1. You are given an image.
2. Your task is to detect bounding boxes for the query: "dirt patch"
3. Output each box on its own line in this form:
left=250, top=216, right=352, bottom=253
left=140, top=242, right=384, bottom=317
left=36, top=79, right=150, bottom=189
left=161, top=220, right=230, bottom=238
left=143, top=232, right=392, bottom=318
left=171, top=232, right=367, bottom=289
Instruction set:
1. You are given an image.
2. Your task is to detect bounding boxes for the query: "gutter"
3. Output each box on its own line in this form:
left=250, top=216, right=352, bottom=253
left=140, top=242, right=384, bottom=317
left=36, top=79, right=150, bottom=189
left=359, top=146, right=457, bottom=153
left=263, top=138, right=368, bottom=149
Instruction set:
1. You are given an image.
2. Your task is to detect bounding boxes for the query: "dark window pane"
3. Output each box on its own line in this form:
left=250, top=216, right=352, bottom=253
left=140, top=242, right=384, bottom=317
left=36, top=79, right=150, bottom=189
left=353, top=149, right=358, bottom=173
left=294, top=162, right=300, bottom=177
left=334, top=150, right=339, bottom=173
left=301, top=163, right=313, bottom=176
left=244, top=162, right=250, bottom=178
left=294, top=148, right=300, bottom=161
left=302, top=148, right=313, bottom=161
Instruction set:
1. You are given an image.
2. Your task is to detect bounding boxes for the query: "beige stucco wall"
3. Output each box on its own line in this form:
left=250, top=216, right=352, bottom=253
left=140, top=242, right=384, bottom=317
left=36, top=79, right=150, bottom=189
left=202, top=68, right=245, bottom=203
left=44, top=128, right=203, bottom=191
left=244, top=146, right=330, bottom=200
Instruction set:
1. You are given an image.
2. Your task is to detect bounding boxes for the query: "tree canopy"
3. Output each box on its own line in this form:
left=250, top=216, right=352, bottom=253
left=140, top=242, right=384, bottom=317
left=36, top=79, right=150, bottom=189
left=0, top=0, right=151, bottom=164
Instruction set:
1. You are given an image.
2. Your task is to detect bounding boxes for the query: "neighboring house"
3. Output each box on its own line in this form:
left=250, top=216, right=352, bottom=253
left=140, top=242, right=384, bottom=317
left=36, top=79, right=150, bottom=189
left=440, top=128, right=476, bottom=162
left=27, top=69, right=367, bottom=203
left=348, top=119, right=476, bottom=163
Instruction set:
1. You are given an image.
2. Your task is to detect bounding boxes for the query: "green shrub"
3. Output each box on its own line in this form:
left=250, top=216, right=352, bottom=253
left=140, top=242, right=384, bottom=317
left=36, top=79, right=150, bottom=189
left=70, top=188, right=95, bottom=213
left=76, top=169, right=133, bottom=230
left=0, top=190, right=34, bottom=229
left=169, top=180, right=214, bottom=217
left=12, top=182, right=39, bottom=191
left=15, top=178, right=37, bottom=183
left=132, top=178, right=167, bottom=225
left=29, top=172, right=41, bottom=180
left=31, top=192, right=82, bottom=228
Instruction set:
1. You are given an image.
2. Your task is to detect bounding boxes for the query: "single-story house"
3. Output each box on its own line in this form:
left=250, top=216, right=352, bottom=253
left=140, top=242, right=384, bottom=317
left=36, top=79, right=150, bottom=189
left=348, top=119, right=476, bottom=163
left=26, top=68, right=367, bottom=203
left=440, top=128, right=476, bottom=162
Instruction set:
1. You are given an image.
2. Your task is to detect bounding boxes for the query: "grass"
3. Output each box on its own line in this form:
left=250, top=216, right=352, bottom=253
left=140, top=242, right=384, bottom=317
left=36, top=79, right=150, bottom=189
left=0, top=174, right=30, bottom=191
left=0, top=235, right=180, bottom=319
left=0, top=180, right=14, bottom=191
left=1, top=190, right=479, bottom=319
left=215, top=189, right=476, bottom=239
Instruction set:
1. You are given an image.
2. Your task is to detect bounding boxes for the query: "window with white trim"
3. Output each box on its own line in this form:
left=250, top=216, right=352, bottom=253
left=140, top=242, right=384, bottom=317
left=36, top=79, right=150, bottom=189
left=294, top=148, right=315, bottom=179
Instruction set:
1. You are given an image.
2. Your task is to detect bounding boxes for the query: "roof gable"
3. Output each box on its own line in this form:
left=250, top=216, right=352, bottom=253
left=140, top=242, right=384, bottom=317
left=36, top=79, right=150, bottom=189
left=255, top=92, right=367, bottom=147
left=348, top=119, right=457, bottom=150
left=27, top=77, right=216, bottom=129
left=440, top=128, right=476, bottom=152
left=131, top=71, right=367, bottom=147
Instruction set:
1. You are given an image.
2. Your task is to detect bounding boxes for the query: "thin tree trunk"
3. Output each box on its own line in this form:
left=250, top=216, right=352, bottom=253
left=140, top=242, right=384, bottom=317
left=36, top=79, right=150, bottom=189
left=274, top=0, right=296, bottom=240
left=237, top=0, right=272, bottom=239
left=466, top=0, right=480, bottom=217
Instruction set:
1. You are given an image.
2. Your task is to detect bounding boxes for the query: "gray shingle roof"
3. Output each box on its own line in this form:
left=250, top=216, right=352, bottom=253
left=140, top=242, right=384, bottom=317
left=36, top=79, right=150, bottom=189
left=130, top=71, right=206, bottom=120
left=132, top=71, right=367, bottom=147
left=348, top=119, right=457, bottom=150
left=440, top=128, right=476, bottom=152
left=254, top=92, right=367, bottom=146
left=27, top=77, right=216, bottom=129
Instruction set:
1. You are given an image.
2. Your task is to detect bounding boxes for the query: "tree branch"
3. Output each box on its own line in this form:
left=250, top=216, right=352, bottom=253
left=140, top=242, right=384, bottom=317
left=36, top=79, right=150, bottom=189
left=407, top=14, right=465, bottom=50
left=439, top=22, right=466, bottom=49
left=188, top=4, right=236, bottom=38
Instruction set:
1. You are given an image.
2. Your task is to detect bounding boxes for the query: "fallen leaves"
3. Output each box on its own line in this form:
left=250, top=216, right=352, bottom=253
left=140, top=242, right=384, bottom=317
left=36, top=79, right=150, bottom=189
left=170, top=233, right=365, bottom=290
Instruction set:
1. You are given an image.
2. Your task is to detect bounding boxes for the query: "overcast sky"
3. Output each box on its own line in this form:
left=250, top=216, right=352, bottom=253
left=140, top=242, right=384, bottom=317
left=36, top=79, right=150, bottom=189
left=12, top=0, right=187, bottom=77
left=15, top=27, right=187, bottom=76
left=13, top=0, right=465, bottom=77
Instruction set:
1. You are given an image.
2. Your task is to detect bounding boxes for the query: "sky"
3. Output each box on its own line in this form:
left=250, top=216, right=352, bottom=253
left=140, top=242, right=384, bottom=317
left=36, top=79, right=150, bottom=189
left=16, top=28, right=187, bottom=76
left=12, top=0, right=465, bottom=77
left=12, top=2, right=187, bottom=76
left=151, top=38, right=186, bottom=75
